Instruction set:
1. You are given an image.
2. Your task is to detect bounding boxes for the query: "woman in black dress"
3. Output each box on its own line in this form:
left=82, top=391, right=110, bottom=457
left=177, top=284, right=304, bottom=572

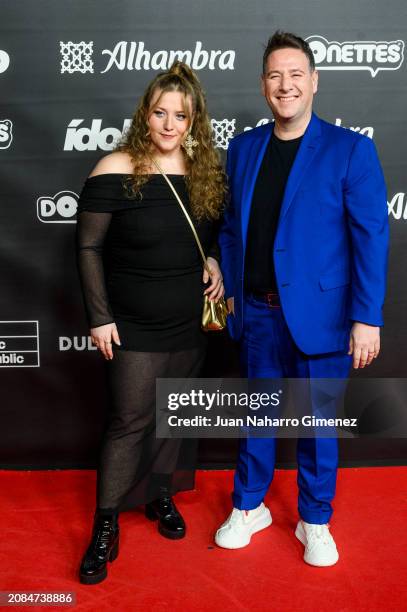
left=76, top=62, right=225, bottom=584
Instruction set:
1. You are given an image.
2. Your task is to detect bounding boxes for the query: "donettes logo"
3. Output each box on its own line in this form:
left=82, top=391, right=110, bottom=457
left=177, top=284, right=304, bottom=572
left=0, top=49, right=10, bottom=74
left=306, top=35, right=405, bottom=77
left=0, top=119, right=13, bottom=149
left=37, top=191, right=79, bottom=223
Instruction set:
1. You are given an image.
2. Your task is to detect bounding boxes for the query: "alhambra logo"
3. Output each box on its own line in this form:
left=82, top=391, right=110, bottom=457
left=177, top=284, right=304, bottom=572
left=306, top=35, right=405, bottom=77
left=60, top=42, right=94, bottom=74
left=60, top=41, right=235, bottom=74
left=101, top=41, right=235, bottom=72
left=211, top=119, right=236, bottom=150
left=387, top=193, right=407, bottom=220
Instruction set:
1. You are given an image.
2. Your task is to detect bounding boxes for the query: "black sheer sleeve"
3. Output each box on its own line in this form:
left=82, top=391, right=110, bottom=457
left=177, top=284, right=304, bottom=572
left=76, top=210, right=115, bottom=329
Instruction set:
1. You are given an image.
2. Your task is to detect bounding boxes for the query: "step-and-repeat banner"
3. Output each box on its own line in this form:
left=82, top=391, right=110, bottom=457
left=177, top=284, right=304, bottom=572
left=1, top=1, right=406, bottom=467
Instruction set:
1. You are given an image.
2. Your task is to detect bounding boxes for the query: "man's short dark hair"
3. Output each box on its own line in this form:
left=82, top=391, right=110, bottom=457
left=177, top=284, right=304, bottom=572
left=263, top=31, right=315, bottom=73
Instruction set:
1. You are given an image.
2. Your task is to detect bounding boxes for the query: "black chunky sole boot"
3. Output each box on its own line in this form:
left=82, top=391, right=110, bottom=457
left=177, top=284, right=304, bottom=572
left=145, top=497, right=186, bottom=540
left=79, top=512, right=120, bottom=585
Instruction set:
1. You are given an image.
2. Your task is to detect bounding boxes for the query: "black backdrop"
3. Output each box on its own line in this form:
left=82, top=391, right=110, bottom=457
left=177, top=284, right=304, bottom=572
left=1, top=0, right=406, bottom=468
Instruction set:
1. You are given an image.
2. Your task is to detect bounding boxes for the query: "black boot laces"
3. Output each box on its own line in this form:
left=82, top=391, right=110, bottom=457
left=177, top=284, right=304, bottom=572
left=93, top=518, right=115, bottom=557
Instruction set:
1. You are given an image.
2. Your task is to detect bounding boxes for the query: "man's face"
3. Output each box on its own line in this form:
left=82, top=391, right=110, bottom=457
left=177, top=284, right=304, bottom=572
left=261, top=48, right=318, bottom=125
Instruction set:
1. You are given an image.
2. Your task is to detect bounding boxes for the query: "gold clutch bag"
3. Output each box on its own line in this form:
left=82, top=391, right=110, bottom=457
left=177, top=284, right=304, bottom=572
left=150, top=157, right=228, bottom=332
left=202, top=293, right=228, bottom=331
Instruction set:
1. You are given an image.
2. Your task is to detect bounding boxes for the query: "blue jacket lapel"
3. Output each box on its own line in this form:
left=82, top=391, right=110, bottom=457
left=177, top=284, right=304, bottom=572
left=279, top=113, right=323, bottom=222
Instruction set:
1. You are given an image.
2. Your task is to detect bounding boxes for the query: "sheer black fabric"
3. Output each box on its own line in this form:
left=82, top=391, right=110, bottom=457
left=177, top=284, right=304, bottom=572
left=75, top=173, right=219, bottom=509
left=97, top=346, right=205, bottom=511
left=76, top=211, right=114, bottom=328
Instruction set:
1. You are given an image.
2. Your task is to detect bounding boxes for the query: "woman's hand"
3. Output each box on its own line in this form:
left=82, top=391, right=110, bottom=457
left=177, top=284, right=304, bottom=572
left=203, top=257, right=225, bottom=302
left=91, top=322, right=121, bottom=360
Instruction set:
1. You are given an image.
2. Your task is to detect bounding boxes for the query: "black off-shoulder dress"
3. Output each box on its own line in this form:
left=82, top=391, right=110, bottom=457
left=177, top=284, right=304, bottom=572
left=76, top=173, right=219, bottom=511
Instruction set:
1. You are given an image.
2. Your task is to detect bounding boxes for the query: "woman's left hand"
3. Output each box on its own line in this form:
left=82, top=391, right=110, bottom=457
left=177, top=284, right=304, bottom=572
left=203, top=257, right=225, bottom=302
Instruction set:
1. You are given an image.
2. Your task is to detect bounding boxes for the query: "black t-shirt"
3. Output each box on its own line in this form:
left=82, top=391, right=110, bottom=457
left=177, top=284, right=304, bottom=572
left=244, top=132, right=303, bottom=293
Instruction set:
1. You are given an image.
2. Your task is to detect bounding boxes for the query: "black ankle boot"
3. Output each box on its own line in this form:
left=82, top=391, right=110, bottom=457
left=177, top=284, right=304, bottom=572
left=79, top=511, right=119, bottom=585
left=145, top=497, right=186, bottom=539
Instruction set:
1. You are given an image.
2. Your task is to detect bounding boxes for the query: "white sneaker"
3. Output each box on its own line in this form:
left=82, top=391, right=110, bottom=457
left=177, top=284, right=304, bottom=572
left=295, top=520, right=339, bottom=566
left=215, top=503, right=272, bottom=549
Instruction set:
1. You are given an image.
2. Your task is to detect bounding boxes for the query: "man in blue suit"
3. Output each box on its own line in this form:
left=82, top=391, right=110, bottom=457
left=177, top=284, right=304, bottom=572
left=215, top=31, right=389, bottom=566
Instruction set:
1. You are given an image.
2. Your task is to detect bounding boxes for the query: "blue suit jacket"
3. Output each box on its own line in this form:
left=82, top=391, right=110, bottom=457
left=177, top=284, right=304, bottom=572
left=219, top=113, right=389, bottom=355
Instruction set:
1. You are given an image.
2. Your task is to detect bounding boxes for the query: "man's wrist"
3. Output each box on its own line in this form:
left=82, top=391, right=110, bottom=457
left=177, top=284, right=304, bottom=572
left=351, top=321, right=380, bottom=328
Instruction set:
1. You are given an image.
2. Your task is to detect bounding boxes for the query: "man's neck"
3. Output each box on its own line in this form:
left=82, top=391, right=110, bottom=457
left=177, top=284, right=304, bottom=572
left=273, top=112, right=312, bottom=141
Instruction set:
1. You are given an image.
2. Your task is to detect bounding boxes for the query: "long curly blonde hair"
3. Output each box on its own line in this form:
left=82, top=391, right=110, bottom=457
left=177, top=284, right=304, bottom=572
left=116, top=61, right=226, bottom=220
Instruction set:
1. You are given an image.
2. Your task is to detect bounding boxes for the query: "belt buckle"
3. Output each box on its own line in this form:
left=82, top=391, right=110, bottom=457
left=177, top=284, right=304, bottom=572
left=266, top=292, right=280, bottom=308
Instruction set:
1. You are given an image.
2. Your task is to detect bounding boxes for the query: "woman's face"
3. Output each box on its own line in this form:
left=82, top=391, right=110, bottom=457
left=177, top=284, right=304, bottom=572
left=147, top=89, right=193, bottom=156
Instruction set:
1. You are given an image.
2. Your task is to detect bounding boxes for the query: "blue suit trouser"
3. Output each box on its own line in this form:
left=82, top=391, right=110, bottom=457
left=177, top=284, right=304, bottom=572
left=233, top=294, right=352, bottom=524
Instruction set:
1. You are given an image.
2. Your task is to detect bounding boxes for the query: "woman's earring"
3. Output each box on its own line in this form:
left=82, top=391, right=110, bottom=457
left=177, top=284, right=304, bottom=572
left=182, top=131, right=199, bottom=158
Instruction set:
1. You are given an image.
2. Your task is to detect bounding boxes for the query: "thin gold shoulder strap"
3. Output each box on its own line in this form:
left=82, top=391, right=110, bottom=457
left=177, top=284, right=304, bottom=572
left=149, top=156, right=211, bottom=275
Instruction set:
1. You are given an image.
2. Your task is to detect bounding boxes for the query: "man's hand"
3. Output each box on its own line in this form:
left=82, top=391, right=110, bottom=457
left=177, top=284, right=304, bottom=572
left=348, top=322, right=380, bottom=369
left=226, top=297, right=234, bottom=315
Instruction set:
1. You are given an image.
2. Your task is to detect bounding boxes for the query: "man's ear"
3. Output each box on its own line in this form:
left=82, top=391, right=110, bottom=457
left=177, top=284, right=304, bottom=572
left=312, top=69, right=319, bottom=94
left=260, top=74, right=266, bottom=96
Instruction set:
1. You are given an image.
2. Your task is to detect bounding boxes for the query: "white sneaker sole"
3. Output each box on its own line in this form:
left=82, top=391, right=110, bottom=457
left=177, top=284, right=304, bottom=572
left=215, top=508, right=272, bottom=549
left=295, top=521, right=339, bottom=567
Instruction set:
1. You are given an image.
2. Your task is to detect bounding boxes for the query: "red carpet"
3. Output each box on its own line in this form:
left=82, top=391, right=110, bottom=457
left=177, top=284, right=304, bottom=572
left=0, top=468, right=406, bottom=611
